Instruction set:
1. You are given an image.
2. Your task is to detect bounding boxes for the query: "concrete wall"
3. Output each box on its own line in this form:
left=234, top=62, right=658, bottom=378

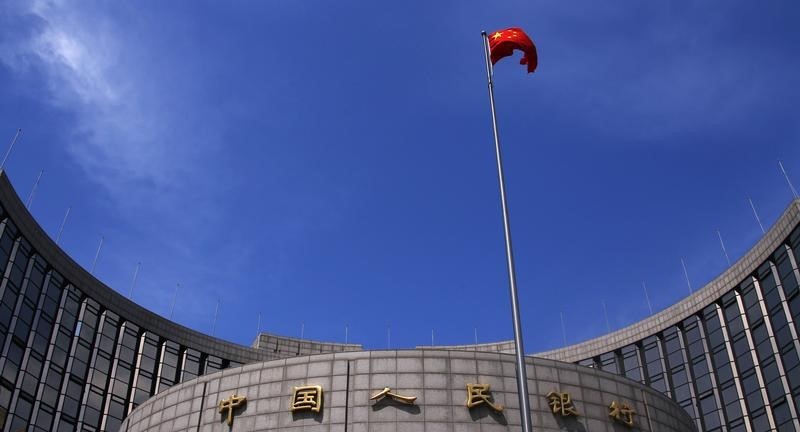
left=253, top=333, right=362, bottom=359
left=120, top=350, right=695, bottom=432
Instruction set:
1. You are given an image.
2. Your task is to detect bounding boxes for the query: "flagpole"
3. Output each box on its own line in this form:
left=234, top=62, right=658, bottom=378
left=481, top=30, right=533, bottom=432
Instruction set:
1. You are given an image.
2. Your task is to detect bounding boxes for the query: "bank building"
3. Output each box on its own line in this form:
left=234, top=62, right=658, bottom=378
left=0, top=168, right=799, bottom=432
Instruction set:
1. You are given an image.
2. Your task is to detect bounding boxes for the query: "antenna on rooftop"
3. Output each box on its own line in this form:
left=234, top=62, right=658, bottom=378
left=169, top=283, right=179, bottom=319
left=431, top=328, right=435, bottom=346
left=345, top=324, right=349, bottom=344
left=129, top=262, right=141, bottom=299
left=55, top=206, right=71, bottom=244
left=91, top=236, right=104, bottom=274
left=257, top=312, right=261, bottom=334
left=717, top=229, right=731, bottom=266
left=26, top=169, right=43, bottom=208
left=642, top=281, right=654, bottom=315
left=779, top=160, right=799, bottom=199
left=474, top=327, right=478, bottom=345
left=300, top=322, right=305, bottom=339
left=748, top=197, right=766, bottom=234
left=602, top=300, right=611, bottom=333
left=0, top=128, right=22, bottom=171
left=560, top=312, right=567, bottom=345
left=211, top=300, right=220, bottom=336
left=681, top=257, right=692, bottom=294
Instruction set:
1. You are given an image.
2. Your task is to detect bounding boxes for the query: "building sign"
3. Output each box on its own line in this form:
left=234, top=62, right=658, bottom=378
left=370, top=387, right=417, bottom=405
left=546, top=391, right=579, bottom=417
left=211, top=379, right=642, bottom=429
left=290, top=385, right=323, bottom=413
left=465, top=383, right=503, bottom=412
left=218, top=394, right=246, bottom=426
left=609, top=400, right=635, bottom=426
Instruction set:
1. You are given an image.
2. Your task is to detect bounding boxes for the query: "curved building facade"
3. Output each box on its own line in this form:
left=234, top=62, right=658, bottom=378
left=534, top=198, right=800, bottom=431
left=0, top=171, right=361, bottom=432
left=0, top=162, right=798, bottom=431
left=118, top=350, right=694, bottom=432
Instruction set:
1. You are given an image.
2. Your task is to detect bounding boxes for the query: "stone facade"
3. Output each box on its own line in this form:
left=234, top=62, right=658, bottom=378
left=119, top=350, right=694, bottom=432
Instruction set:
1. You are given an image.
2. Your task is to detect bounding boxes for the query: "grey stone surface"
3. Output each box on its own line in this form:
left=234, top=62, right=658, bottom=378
left=120, top=350, right=695, bottom=432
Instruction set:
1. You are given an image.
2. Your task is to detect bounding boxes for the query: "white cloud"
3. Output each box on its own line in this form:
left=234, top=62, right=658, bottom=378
left=0, top=1, right=240, bottom=329
left=0, top=0, right=215, bottom=199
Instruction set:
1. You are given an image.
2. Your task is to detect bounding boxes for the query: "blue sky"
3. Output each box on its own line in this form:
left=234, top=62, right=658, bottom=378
left=0, top=0, right=798, bottom=353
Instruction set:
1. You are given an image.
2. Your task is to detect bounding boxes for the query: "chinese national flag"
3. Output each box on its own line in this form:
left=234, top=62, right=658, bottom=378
left=488, top=28, right=537, bottom=73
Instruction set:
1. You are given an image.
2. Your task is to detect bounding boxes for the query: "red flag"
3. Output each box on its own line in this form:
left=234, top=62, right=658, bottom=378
left=488, top=28, right=538, bottom=73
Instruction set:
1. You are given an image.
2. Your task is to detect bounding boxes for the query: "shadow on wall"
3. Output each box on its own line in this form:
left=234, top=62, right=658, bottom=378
left=468, top=405, right=508, bottom=426
left=291, top=410, right=324, bottom=423
left=555, top=415, right=587, bottom=432
left=371, top=399, right=421, bottom=415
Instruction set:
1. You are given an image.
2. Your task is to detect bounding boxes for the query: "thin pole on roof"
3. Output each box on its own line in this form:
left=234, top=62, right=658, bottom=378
left=211, top=299, right=220, bottom=336
left=474, top=327, right=478, bottom=345
left=55, top=206, right=71, bottom=244
left=169, top=283, right=179, bottom=319
left=345, top=324, right=349, bottom=344
left=602, top=300, right=611, bottom=333
left=681, top=257, right=693, bottom=294
left=431, top=329, right=435, bottom=346
left=560, top=312, right=567, bottom=345
left=90, top=236, right=104, bottom=274
left=779, top=160, right=799, bottom=199
left=128, top=262, right=141, bottom=299
left=257, top=312, right=262, bottom=334
left=0, top=128, right=22, bottom=171
left=25, top=169, right=43, bottom=208
left=717, top=229, right=731, bottom=266
left=643, top=281, right=654, bottom=315
left=300, top=322, right=304, bottom=339
left=748, top=197, right=766, bottom=234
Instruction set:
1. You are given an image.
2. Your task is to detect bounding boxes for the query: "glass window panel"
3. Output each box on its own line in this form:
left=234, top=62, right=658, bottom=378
left=599, top=352, right=619, bottom=374
left=751, top=410, right=771, bottom=430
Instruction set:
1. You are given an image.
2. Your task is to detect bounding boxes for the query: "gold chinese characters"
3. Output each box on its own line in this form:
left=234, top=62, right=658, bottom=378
left=546, top=392, right=579, bottom=417
left=370, top=387, right=417, bottom=405
left=218, top=393, right=246, bottom=426
left=609, top=400, right=635, bottom=427
left=465, top=383, right=503, bottom=412
left=230, top=381, right=636, bottom=429
left=290, top=385, right=323, bottom=412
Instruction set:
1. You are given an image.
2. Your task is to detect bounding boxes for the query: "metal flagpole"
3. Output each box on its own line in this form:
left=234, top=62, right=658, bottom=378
left=211, top=300, right=220, bottom=336
left=748, top=197, right=766, bottom=234
left=56, top=206, right=71, bottom=244
left=602, top=300, right=611, bottom=333
left=559, top=312, right=567, bottom=345
left=26, top=169, right=43, bottom=208
left=481, top=30, right=533, bottom=432
left=717, top=229, right=731, bottom=266
left=91, top=236, right=104, bottom=274
left=0, top=128, right=22, bottom=171
left=129, top=262, right=141, bottom=299
left=779, top=160, right=799, bottom=199
left=642, top=281, right=654, bottom=315
left=681, top=258, right=692, bottom=294
left=169, top=283, right=180, bottom=319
